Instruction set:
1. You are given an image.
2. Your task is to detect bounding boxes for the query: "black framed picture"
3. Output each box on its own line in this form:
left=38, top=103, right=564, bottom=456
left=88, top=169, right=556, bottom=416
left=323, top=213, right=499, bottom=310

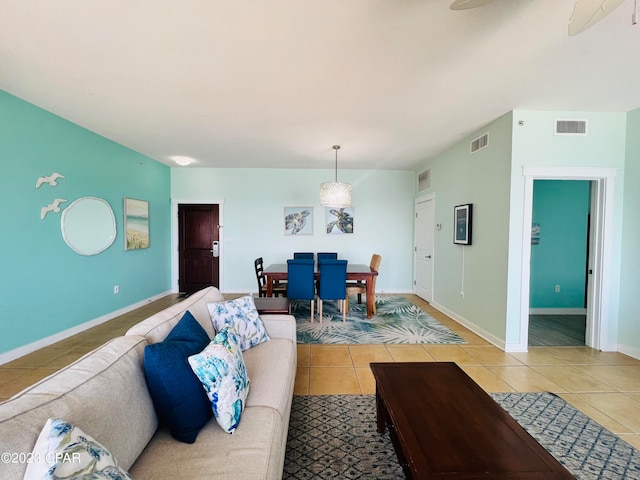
left=454, top=204, right=472, bottom=245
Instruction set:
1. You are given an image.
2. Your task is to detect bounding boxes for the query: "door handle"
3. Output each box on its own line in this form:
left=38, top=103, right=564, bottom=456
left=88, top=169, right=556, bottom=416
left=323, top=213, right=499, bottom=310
left=425, top=255, right=432, bottom=259
left=211, top=241, right=220, bottom=257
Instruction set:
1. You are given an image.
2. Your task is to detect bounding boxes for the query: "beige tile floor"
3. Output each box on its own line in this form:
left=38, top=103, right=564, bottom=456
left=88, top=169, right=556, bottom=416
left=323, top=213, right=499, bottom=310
left=2, top=293, right=640, bottom=450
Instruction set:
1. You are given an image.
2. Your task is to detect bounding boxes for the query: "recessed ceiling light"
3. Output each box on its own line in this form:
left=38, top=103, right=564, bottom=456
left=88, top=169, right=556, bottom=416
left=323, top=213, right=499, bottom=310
left=172, top=156, right=194, bottom=166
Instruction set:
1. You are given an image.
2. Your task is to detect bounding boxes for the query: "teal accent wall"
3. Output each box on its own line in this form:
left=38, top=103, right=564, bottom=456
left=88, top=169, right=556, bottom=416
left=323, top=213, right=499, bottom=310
left=619, top=108, right=640, bottom=355
left=171, top=167, right=416, bottom=293
left=530, top=180, right=590, bottom=309
left=0, top=91, right=172, bottom=355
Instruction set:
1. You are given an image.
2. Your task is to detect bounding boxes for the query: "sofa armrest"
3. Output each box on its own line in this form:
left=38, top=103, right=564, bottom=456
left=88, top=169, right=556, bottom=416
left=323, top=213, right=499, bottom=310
left=260, top=315, right=296, bottom=343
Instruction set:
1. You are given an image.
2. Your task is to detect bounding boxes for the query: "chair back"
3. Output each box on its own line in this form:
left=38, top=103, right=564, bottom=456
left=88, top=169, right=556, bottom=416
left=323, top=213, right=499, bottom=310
left=317, top=252, right=338, bottom=263
left=254, top=257, right=265, bottom=291
left=286, top=259, right=315, bottom=300
left=293, top=252, right=314, bottom=260
left=370, top=254, right=382, bottom=289
left=318, top=259, right=348, bottom=301
left=370, top=254, right=382, bottom=272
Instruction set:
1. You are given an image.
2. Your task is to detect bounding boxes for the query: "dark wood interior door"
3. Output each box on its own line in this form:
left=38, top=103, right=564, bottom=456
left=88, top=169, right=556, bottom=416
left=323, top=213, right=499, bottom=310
left=178, top=204, right=220, bottom=294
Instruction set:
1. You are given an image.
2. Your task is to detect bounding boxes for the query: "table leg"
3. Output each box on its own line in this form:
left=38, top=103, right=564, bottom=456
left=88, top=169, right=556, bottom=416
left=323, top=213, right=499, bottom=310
left=266, top=275, right=273, bottom=297
left=375, top=387, right=387, bottom=433
left=365, top=278, right=374, bottom=318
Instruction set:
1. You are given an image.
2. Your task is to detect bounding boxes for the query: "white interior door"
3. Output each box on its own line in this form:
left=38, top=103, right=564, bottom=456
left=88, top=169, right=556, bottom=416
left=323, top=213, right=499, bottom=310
left=414, top=197, right=435, bottom=302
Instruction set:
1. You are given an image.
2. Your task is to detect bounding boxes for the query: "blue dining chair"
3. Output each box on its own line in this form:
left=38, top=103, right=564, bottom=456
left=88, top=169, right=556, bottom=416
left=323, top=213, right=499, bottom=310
left=293, top=252, right=314, bottom=260
left=317, top=259, right=348, bottom=322
left=286, top=259, right=316, bottom=322
left=317, top=252, right=338, bottom=263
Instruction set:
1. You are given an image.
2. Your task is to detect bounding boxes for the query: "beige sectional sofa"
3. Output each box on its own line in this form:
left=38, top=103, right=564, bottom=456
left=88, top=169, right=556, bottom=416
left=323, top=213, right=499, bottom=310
left=0, top=286, right=297, bottom=479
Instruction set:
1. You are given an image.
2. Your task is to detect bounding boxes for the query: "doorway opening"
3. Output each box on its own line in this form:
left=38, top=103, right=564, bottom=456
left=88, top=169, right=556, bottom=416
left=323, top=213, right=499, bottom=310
left=528, top=180, right=590, bottom=347
left=519, top=167, right=617, bottom=352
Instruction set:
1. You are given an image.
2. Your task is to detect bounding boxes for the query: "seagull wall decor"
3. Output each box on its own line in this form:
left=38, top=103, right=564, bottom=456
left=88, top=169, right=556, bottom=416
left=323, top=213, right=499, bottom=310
left=35, top=172, right=65, bottom=188
left=41, top=198, right=67, bottom=220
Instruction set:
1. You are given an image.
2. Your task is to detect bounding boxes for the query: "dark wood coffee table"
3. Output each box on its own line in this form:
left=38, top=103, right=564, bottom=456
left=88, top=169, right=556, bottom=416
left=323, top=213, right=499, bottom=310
left=370, top=362, right=574, bottom=479
left=253, top=296, right=291, bottom=315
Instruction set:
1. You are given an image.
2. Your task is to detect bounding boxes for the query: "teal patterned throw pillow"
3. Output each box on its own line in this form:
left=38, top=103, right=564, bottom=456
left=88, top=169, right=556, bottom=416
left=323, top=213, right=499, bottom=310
left=24, top=418, right=131, bottom=480
left=207, top=295, right=270, bottom=350
left=188, top=327, right=250, bottom=433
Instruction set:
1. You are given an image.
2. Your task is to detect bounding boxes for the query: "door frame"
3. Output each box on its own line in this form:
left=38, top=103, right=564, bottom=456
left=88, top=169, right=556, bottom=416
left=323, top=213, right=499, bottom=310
left=413, top=193, right=436, bottom=302
left=171, top=198, right=225, bottom=293
left=519, top=167, right=617, bottom=352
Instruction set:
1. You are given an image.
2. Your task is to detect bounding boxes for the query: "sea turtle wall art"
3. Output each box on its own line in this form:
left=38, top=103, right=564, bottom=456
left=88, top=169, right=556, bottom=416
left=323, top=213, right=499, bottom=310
left=326, top=207, right=354, bottom=234
left=284, top=207, right=313, bottom=235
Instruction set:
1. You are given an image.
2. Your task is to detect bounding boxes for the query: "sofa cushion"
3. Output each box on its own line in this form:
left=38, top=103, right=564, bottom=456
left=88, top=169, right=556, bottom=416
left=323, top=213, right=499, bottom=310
left=242, top=338, right=296, bottom=419
left=24, top=418, right=132, bottom=480
left=207, top=295, right=270, bottom=351
left=144, top=310, right=212, bottom=444
left=188, top=327, right=250, bottom=434
left=0, top=336, right=156, bottom=479
left=128, top=406, right=284, bottom=480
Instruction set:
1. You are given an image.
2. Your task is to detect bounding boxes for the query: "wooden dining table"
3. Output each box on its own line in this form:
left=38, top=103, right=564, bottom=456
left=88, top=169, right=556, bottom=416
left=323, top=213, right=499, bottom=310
left=263, top=263, right=379, bottom=318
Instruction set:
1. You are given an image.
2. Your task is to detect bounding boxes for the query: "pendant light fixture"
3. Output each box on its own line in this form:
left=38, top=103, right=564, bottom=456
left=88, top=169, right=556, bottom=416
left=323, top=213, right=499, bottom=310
left=320, top=145, right=352, bottom=208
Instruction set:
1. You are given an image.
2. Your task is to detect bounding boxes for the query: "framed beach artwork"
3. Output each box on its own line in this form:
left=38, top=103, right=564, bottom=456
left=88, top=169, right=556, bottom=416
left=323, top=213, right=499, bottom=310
left=124, top=198, right=150, bottom=250
left=284, top=207, right=313, bottom=235
left=325, top=207, right=354, bottom=235
left=453, top=203, right=472, bottom=245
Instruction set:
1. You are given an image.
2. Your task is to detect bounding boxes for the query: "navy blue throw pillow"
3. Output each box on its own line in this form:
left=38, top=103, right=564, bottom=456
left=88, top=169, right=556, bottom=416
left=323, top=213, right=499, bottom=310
left=144, top=310, right=212, bottom=443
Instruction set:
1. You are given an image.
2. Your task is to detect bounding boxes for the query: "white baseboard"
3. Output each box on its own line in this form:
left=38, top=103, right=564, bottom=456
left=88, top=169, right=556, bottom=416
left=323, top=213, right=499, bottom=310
left=429, top=301, right=506, bottom=351
left=427, top=304, right=633, bottom=356
left=0, top=290, right=172, bottom=365
left=372, top=289, right=408, bottom=294
left=616, top=343, right=640, bottom=360
left=529, top=308, right=587, bottom=315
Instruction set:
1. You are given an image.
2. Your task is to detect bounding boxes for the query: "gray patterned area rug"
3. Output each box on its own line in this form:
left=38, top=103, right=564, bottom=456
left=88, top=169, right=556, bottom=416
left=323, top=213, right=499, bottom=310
left=292, top=296, right=465, bottom=345
left=284, top=393, right=640, bottom=480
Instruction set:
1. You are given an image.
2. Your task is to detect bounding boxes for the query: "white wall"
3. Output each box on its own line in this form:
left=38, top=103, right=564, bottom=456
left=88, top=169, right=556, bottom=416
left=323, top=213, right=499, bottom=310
left=415, top=112, right=514, bottom=347
left=618, top=108, right=640, bottom=358
left=416, top=109, right=629, bottom=352
left=171, top=167, right=416, bottom=294
left=506, top=110, right=627, bottom=350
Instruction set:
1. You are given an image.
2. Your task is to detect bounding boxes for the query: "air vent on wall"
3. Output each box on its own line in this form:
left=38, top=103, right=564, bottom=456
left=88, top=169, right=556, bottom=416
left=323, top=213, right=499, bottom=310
left=555, top=119, right=588, bottom=135
left=418, top=169, right=431, bottom=192
left=470, top=133, right=489, bottom=154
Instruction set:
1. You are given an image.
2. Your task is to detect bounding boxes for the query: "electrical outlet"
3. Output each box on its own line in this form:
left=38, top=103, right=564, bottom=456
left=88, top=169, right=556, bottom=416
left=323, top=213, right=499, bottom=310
left=114, top=285, right=119, bottom=294
left=555, top=285, right=560, bottom=293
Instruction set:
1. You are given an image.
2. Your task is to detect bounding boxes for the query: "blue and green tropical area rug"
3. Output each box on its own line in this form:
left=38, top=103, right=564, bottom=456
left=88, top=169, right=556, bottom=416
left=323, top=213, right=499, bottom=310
left=284, top=392, right=640, bottom=479
left=292, top=295, right=465, bottom=345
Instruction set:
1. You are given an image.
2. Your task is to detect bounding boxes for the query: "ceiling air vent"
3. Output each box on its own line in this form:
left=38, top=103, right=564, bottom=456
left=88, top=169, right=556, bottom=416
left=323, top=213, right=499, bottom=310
left=418, top=169, right=431, bottom=192
left=555, top=119, right=587, bottom=135
left=470, top=133, right=489, bottom=154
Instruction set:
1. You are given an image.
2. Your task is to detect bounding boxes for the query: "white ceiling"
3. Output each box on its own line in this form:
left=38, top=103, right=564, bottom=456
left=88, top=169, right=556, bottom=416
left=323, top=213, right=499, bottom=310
left=2, top=0, right=639, bottom=170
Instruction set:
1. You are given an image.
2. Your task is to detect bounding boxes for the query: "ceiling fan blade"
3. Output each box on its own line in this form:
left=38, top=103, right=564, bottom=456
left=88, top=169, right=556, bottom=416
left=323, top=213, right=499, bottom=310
left=450, top=0, right=494, bottom=10
left=568, top=0, right=627, bottom=35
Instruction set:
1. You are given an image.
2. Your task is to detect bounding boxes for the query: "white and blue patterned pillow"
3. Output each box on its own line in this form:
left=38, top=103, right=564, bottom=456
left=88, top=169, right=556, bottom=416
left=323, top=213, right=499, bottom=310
left=24, top=418, right=131, bottom=480
left=207, top=295, right=270, bottom=351
left=188, top=327, right=250, bottom=434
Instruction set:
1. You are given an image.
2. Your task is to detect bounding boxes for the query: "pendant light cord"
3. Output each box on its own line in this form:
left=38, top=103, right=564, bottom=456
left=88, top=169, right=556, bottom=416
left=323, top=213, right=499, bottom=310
left=333, top=145, right=340, bottom=182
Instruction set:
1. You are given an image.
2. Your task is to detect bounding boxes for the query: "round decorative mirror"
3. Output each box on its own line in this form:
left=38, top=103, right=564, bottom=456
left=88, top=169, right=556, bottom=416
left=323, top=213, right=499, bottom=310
left=61, top=197, right=116, bottom=255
